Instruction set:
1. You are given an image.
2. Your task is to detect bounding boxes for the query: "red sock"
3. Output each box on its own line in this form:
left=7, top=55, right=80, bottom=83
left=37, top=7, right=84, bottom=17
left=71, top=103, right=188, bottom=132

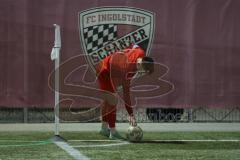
left=101, top=101, right=109, bottom=123
left=108, top=104, right=116, bottom=128
left=102, top=101, right=117, bottom=128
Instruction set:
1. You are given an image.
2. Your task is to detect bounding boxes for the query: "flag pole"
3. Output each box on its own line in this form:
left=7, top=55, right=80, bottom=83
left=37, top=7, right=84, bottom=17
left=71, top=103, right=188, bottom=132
left=51, top=24, right=61, bottom=136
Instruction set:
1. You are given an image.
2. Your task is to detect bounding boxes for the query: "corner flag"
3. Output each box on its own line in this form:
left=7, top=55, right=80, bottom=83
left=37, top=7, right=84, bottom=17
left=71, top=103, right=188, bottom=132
left=51, top=24, right=61, bottom=60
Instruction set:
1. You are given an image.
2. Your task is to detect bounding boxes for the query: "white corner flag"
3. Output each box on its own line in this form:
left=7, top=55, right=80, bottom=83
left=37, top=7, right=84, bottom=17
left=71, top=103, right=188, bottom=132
left=51, top=24, right=61, bottom=60
left=51, top=24, right=61, bottom=136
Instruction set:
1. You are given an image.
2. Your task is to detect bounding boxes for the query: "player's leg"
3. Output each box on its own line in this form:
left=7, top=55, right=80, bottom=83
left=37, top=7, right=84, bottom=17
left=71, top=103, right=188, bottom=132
left=101, top=101, right=109, bottom=128
left=100, top=96, right=119, bottom=137
left=102, top=97, right=123, bottom=139
left=99, top=101, right=110, bottom=137
left=108, top=105, right=116, bottom=129
left=98, top=71, right=115, bottom=137
left=108, top=104, right=124, bottom=139
left=98, top=74, right=123, bottom=139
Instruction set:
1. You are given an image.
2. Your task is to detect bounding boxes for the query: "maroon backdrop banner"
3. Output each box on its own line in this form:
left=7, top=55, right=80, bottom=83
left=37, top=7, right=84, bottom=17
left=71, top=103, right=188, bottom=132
left=0, top=0, right=240, bottom=108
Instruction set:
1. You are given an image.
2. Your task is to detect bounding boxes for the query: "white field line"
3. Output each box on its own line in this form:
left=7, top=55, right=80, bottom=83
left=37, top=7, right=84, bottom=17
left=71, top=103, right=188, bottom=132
left=0, top=140, right=47, bottom=142
left=0, top=139, right=240, bottom=143
left=68, top=139, right=240, bottom=148
left=69, top=139, right=129, bottom=148
left=68, top=140, right=123, bottom=142
left=54, top=141, right=90, bottom=160
left=68, top=139, right=240, bottom=142
left=71, top=141, right=129, bottom=148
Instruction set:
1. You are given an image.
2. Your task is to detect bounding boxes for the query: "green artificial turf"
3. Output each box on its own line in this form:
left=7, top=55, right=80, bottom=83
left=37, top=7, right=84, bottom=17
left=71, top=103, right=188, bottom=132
left=0, top=132, right=239, bottom=160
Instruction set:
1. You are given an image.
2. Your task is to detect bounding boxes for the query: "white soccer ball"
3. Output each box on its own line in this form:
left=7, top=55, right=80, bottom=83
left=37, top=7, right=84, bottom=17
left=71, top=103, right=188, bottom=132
left=126, top=126, right=143, bottom=142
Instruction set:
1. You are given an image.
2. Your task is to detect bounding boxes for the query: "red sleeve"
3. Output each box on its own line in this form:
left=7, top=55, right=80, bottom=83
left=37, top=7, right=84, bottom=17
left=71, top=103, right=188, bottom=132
left=123, top=80, right=133, bottom=116
left=121, top=47, right=145, bottom=116
left=137, top=47, right=145, bottom=58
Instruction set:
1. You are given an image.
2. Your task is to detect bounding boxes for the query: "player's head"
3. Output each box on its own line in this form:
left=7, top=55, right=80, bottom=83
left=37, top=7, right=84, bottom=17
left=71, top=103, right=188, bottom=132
left=137, top=56, right=154, bottom=74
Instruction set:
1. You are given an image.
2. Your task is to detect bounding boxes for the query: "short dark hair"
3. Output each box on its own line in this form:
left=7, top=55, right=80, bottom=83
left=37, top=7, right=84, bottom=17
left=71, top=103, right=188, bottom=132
left=142, top=56, right=154, bottom=74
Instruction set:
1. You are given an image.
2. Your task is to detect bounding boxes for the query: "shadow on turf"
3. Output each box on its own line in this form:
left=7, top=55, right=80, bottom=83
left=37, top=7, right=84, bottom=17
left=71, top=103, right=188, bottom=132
left=51, top=135, right=67, bottom=142
left=130, top=140, right=186, bottom=144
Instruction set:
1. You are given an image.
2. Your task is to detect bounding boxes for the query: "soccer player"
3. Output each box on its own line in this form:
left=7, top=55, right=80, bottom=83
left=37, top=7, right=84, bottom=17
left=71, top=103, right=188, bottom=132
left=96, top=44, right=154, bottom=139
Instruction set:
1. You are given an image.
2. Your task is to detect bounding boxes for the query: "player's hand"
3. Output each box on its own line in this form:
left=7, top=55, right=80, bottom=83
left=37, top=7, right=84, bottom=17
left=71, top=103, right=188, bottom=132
left=129, top=115, right=137, bottom=126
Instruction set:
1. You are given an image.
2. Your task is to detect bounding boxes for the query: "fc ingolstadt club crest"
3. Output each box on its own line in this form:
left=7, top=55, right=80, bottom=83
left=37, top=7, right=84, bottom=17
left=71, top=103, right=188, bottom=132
left=78, top=7, right=155, bottom=72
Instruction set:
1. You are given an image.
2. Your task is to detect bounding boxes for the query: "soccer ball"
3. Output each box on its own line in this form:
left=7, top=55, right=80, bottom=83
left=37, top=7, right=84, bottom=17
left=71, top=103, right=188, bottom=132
left=126, top=126, right=143, bottom=142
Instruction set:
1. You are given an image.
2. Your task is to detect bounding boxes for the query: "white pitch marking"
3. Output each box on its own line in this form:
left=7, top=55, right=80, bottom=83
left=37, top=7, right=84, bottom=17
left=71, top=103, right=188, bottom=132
left=0, top=140, right=45, bottom=142
left=1, top=139, right=239, bottom=143
left=68, top=139, right=129, bottom=148
left=69, top=139, right=240, bottom=148
left=0, top=140, right=51, bottom=143
left=68, top=140, right=123, bottom=142
left=71, top=141, right=130, bottom=148
left=54, top=141, right=90, bottom=160
left=68, top=139, right=240, bottom=143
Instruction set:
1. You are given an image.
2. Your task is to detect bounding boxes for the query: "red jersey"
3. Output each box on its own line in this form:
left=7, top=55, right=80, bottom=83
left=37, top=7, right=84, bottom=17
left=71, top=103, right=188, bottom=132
left=96, top=46, right=145, bottom=115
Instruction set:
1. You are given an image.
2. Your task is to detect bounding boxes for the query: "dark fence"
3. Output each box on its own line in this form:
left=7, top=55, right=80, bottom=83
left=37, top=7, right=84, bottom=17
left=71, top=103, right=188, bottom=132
left=1, top=107, right=239, bottom=123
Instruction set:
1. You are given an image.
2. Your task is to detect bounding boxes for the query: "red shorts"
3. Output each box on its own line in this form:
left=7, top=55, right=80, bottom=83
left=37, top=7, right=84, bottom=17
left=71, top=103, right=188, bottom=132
left=98, top=70, right=115, bottom=93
